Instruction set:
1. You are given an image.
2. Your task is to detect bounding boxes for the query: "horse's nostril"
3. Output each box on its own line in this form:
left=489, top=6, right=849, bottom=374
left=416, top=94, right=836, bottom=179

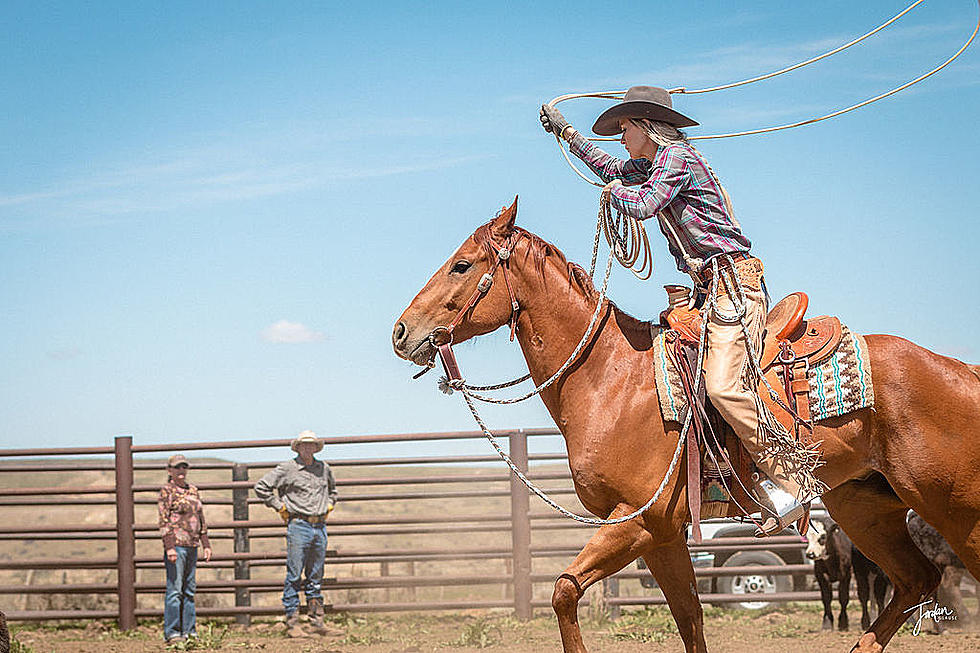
left=393, top=322, right=407, bottom=346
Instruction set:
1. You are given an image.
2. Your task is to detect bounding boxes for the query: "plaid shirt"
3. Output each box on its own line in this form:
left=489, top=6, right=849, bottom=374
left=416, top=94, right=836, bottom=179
left=568, top=131, right=750, bottom=273
left=254, top=456, right=338, bottom=516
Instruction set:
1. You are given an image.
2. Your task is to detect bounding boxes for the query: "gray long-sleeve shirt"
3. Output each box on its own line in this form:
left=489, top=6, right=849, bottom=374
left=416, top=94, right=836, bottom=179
left=253, top=456, right=338, bottom=516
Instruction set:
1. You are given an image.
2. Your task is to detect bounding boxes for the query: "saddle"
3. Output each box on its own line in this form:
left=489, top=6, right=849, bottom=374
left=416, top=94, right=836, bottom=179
left=663, top=291, right=842, bottom=541
left=760, top=292, right=842, bottom=435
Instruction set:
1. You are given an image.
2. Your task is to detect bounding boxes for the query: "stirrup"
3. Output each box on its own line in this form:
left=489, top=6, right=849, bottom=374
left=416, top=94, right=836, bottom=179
left=753, top=479, right=807, bottom=538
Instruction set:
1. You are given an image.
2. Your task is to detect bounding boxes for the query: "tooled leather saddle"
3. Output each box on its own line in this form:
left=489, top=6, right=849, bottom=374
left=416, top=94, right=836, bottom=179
left=662, top=291, right=842, bottom=541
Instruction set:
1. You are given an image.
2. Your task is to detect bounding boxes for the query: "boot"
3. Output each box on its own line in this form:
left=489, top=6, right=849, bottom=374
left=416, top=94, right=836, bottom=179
left=754, top=479, right=808, bottom=537
left=285, top=612, right=307, bottom=638
left=307, top=597, right=344, bottom=636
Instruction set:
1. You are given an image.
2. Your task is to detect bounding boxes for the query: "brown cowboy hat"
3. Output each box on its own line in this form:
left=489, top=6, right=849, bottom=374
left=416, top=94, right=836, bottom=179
left=592, top=86, right=698, bottom=135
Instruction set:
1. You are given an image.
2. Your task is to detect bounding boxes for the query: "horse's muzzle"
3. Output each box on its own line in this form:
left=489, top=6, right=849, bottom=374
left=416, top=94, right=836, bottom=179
left=392, top=321, right=408, bottom=349
left=392, top=321, right=436, bottom=366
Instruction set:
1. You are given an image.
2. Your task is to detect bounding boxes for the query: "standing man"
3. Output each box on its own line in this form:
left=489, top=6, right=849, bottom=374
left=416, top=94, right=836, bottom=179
left=254, top=431, right=338, bottom=637
left=158, top=454, right=212, bottom=644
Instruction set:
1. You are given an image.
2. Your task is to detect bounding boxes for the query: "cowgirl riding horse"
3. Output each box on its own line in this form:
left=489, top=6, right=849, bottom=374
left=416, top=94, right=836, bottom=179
left=540, top=86, right=823, bottom=535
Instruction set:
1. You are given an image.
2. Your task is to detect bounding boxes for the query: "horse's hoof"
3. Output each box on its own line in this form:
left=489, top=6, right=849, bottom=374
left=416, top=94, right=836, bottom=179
left=853, top=632, right=883, bottom=653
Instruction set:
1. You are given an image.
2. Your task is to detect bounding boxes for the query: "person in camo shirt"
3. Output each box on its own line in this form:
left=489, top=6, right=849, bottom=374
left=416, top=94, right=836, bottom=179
left=158, top=454, right=212, bottom=644
left=254, top=430, right=339, bottom=637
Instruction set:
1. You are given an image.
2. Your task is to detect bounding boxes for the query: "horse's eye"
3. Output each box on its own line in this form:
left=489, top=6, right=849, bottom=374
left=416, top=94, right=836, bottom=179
left=451, top=260, right=471, bottom=274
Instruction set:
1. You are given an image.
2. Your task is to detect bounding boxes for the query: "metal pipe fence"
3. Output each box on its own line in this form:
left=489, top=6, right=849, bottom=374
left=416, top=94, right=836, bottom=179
left=0, top=430, right=817, bottom=627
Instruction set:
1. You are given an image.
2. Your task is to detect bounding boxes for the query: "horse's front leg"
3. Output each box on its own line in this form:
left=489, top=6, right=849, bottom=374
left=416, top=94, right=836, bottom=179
left=552, top=507, right=654, bottom=653
left=642, top=532, right=708, bottom=653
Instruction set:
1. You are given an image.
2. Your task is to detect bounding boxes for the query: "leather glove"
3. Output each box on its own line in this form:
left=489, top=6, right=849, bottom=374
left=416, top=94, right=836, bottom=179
left=277, top=506, right=290, bottom=523
left=540, top=104, right=570, bottom=138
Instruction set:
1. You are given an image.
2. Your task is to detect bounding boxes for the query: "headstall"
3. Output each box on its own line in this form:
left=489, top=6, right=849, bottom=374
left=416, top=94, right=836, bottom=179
left=417, top=231, right=525, bottom=386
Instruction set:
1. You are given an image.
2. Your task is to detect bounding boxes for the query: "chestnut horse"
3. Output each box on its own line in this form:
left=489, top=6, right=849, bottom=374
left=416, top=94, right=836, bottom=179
left=391, top=200, right=980, bottom=653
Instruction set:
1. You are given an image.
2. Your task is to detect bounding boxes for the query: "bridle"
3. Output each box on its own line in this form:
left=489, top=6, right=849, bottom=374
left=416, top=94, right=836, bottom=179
left=417, top=230, right=525, bottom=384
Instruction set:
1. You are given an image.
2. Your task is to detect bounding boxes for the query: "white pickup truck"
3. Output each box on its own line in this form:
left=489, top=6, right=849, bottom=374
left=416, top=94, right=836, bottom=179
left=638, top=508, right=824, bottom=609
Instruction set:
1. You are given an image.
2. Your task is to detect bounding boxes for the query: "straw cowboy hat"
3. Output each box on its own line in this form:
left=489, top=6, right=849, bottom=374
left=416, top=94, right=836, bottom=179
left=592, top=85, right=698, bottom=135
left=291, top=430, right=324, bottom=453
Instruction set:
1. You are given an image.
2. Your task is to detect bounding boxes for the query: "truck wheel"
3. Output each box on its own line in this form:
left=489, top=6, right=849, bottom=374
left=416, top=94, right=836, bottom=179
left=715, top=549, right=792, bottom=610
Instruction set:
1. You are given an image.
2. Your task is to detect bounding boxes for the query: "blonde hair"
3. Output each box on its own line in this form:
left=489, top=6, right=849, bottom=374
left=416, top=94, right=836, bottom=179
left=631, top=119, right=737, bottom=221
left=631, top=118, right=687, bottom=148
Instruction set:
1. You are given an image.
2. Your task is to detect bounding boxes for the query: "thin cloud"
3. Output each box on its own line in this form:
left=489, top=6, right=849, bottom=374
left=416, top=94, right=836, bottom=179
left=0, top=136, right=489, bottom=231
left=876, top=21, right=962, bottom=42
left=260, top=320, right=326, bottom=344
left=47, top=347, right=82, bottom=361
left=586, top=18, right=962, bottom=92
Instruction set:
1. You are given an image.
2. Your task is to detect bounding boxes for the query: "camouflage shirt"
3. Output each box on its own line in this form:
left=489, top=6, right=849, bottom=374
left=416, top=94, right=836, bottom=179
left=158, top=480, right=211, bottom=551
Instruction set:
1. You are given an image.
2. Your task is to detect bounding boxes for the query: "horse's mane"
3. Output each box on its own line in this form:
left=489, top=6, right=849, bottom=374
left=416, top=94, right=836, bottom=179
left=473, top=223, right=597, bottom=299
left=473, top=222, right=655, bottom=344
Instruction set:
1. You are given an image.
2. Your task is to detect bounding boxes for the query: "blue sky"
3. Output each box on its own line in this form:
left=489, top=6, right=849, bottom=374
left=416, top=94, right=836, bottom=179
left=2, top=1, right=978, bottom=459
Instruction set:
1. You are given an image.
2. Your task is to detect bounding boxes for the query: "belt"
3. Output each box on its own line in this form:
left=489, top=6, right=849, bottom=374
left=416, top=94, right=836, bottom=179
left=290, top=513, right=328, bottom=525
left=697, top=252, right=751, bottom=284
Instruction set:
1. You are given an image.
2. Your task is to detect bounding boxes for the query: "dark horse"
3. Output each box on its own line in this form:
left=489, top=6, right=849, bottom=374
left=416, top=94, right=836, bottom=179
left=392, top=199, right=980, bottom=652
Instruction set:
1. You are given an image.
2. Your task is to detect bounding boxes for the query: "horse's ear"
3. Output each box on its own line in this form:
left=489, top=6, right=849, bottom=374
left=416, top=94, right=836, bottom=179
left=490, top=195, right=518, bottom=238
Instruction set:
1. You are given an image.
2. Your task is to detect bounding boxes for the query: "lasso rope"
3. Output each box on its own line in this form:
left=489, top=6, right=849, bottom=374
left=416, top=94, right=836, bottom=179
left=551, top=0, right=979, bottom=162
left=601, top=189, right=654, bottom=280
left=672, top=0, right=926, bottom=96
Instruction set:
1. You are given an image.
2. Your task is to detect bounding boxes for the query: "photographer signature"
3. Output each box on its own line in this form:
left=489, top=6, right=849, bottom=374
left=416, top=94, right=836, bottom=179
left=903, top=599, right=956, bottom=636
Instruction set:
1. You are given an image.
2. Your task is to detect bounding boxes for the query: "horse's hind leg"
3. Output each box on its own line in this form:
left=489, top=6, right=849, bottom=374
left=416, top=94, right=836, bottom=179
left=641, top=532, right=707, bottom=653
left=822, top=476, right=940, bottom=653
left=551, top=509, right=656, bottom=653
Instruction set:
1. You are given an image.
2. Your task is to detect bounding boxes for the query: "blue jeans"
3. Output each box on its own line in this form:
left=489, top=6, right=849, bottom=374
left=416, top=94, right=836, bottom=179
left=282, top=519, right=327, bottom=615
left=164, top=546, right=198, bottom=639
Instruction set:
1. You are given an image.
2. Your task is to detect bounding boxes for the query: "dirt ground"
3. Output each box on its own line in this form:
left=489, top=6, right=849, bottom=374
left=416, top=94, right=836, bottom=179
left=9, top=604, right=980, bottom=653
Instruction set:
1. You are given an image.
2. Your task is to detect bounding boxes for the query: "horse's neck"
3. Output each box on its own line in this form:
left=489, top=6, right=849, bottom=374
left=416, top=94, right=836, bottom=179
left=511, top=261, right=619, bottom=416
left=508, top=246, right=681, bottom=520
